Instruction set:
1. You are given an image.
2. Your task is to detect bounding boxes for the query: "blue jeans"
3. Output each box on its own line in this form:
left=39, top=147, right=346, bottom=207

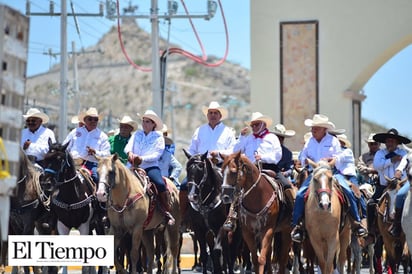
left=396, top=181, right=410, bottom=209
left=292, top=173, right=362, bottom=226
left=345, top=174, right=367, bottom=218
left=146, top=166, right=166, bottom=193
left=84, top=161, right=99, bottom=184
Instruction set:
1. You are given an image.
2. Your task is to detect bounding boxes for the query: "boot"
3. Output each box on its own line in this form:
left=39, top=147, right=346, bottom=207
left=291, top=224, right=304, bottom=243
left=159, top=191, right=175, bottom=226
left=179, top=190, right=189, bottom=232
left=389, top=207, right=403, bottom=237
left=352, top=220, right=367, bottom=237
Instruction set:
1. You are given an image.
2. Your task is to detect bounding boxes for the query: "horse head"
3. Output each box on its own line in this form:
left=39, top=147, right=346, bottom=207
left=184, top=148, right=222, bottom=209
left=310, top=161, right=335, bottom=211
left=42, top=139, right=72, bottom=187
left=96, top=154, right=119, bottom=202
left=221, top=151, right=258, bottom=203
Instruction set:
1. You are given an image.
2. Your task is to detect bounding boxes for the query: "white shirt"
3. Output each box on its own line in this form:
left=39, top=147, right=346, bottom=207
left=374, top=147, right=408, bottom=186
left=188, top=122, right=236, bottom=156
left=63, top=126, right=110, bottom=163
left=299, top=133, right=341, bottom=165
left=21, top=126, right=56, bottom=161
left=335, top=147, right=357, bottom=176
left=124, top=130, right=165, bottom=169
left=233, top=132, right=282, bottom=164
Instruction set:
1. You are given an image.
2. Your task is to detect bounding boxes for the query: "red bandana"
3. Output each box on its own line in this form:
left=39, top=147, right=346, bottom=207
left=254, top=128, right=269, bottom=139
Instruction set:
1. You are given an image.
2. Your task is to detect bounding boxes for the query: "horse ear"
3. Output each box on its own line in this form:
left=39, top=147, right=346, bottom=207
left=219, top=153, right=227, bottom=162
left=112, top=153, right=118, bottom=162
left=62, top=140, right=70, bottom=151
left=182, top=148, right=192, bottom=159
left=201, top=151, right=208, bottom=161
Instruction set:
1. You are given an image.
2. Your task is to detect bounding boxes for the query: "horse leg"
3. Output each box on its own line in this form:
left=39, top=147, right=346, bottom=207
left=142, top=230, right=155, bottom=274
left=165, top=224, right=181, bottom=274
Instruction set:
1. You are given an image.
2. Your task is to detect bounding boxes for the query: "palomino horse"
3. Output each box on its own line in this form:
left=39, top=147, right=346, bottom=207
left=377, top=176, right=408, bottom=273
left=183, top=149, right=242, bottom=274
left=304, top=161, right=351, bottom=274
left=221, top=151, right=292, bottom=274
left=96, top=154, right=180, bottom=274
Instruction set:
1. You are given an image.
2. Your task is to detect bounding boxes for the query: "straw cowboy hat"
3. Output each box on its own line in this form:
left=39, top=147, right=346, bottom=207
left=304, top=114, right=335, bottom=130
left=373, top=128, right=411, bottom=144
left=161, top=124, right=174, bottom=145
left=202, top=101, right=228, bottom=120
left=365, top=133, right=377, bottom=143
left=71, top=111, right=86, bottom=125
left=272, top=124, right=295, bottom=137
left=246, top=112, right=273, bottom=128
left=336, top=134, right=352, bottom=148
left=141, top=110, right=163, bottom=131
left=82, top=107, right=103, bottom=123
left=23, top=108, right=49, bottom=124
left=118, top=115, right=137, bottom=131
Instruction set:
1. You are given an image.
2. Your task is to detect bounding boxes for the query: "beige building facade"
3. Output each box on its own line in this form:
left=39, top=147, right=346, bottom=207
left=251, top=1, right=412, bottom=156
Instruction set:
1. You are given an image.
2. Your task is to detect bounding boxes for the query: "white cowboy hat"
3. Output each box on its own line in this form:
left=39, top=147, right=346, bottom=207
left=365, top=133, right=377, bottom=143
left=117, top=115, right=138, bottom=131
left=141, top=110, right=163, bottom=131
left=201, top=101, right=228, bottom=120
left=328, top=128, right=346, bottom=136
left=246, top=112, right=273, bottom=128
left=82, top=107, right=103, bottom=123
left=23, top=108, right=49, bottom=124
left=304, top=114, right=335, bottom=130
left=272, top=124, right=295, bottom=137
left=304, top=132, right=312, bottom=143
left=162, top=124, right=173, bottom=134
left=373, top=128, right=411, bottom=144
left=336, top=134, right=352, bottom=148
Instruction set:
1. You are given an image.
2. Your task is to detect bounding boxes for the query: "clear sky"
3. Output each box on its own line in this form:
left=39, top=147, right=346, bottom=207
left=2, top=0, right=411, bottom=138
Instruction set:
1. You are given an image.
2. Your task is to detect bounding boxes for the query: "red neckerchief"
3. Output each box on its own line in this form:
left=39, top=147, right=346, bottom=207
left=254, top=128, right=269, bottom=139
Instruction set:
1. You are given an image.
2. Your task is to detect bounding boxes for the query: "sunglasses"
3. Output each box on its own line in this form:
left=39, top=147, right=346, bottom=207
left=250, top=123, right=261, bottom=127
left=86, top=117, right=99, bottom=122
left=26, top=119, right=39, bottom=123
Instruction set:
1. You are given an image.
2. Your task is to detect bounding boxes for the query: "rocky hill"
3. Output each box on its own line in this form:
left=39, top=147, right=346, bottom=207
left=25, top=19, right=390, bottom=162
left=26, top=20, right=250, bottom=144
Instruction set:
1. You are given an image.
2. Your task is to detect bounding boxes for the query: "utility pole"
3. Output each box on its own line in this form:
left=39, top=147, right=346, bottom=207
left=105, top=0, right=218, bottom=118
left=26, top=0, right=104, bottom=141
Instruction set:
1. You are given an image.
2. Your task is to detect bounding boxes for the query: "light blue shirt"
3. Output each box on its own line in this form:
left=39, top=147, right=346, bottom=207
left=124, top=130, right=165, bottom=169
left=374, top=147, right=408, bottom=186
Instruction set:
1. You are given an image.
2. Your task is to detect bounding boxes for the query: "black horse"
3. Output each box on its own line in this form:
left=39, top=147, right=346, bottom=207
left=183, top=149, right=242, bottom=274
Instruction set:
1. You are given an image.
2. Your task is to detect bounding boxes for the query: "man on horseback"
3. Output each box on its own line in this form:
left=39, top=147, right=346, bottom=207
left=63, top=107, right=111, bottom=184
left=370, top=128, right=411, bottom=237
left=109, top=115, right=137, bottom=164
left=21, top=108, right=56, bottom=169
left=223, top=112, right=294, bottom=232
left=159, top=124, right=182, bottom=187
left=291, top=114, right=367, bottom=242
left=357, top=133, right=380, bottom=185
left=271, top=123, right=296, bottom=181
left=180, top=101, right=236, bottom=227
left=125, top=110, right=175, bottom=225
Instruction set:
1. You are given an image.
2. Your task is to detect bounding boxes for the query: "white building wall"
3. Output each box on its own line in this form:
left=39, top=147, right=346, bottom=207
left=251, top=0, right=412, bottom=154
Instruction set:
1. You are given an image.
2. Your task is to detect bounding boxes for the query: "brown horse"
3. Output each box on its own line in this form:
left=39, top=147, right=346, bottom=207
left=376, top=176, right=407, bottom=273
left=304, top=161, right=351, bottom=274
left=221, top=151, right=292, bottom=274
left=96, top=154, right=181, bottom=274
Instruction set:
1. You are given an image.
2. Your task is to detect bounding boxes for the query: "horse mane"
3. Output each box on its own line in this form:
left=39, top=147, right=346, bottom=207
left=19, top=148, right=42, bottom=199
left=106, top=155, right=145, bottom=193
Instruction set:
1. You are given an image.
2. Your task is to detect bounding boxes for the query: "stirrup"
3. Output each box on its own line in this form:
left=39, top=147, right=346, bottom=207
left=291, top=226, right=304, bottom=243
left=223, top=219, right=236, bottom=232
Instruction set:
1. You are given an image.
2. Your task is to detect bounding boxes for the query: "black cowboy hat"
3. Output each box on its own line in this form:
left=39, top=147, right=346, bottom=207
left=373, top=128, right=411, bottom=144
